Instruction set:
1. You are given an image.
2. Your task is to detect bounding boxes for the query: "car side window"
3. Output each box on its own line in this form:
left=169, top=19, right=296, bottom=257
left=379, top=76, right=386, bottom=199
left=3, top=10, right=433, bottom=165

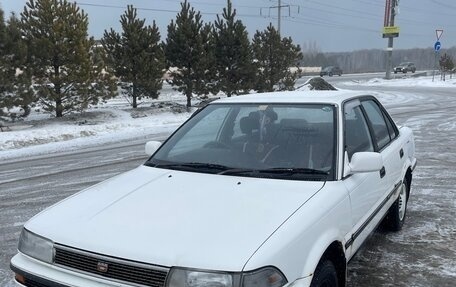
left=383, top=110, right=398, bottom=140
left=344, top=102, right=374, bottom=160
left=361, top=100, right=390, bottom=150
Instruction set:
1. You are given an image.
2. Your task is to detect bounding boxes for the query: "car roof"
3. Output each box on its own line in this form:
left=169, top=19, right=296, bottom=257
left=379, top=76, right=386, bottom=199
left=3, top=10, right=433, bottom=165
left=213, top=90, right=373, bottom=106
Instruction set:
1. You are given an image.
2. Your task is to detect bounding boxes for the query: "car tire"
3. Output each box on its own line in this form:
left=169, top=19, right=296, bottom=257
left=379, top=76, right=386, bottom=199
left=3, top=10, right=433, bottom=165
left=310, top=260, right=339, bottom=287
left=383, top=181, right=408, bottom=231
left=394, top=71, right=397, bottom=74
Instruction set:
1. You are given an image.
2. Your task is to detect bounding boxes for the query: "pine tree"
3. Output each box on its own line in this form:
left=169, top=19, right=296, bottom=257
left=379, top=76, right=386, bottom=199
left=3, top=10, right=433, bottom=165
left=252, top=24, right=302, bottom=92
left=214, top=0, right=255, bottom=97
left=0, top=8, right=11, bottom=112
left=102, top=5, right=165, bottom=108
left=0, top=11, right=34, bottom=119
left=439, top=53, right=454, bottom=81
left=165, top=0, right=214, bottom=108
left=21, top=0, right=115, bottom=117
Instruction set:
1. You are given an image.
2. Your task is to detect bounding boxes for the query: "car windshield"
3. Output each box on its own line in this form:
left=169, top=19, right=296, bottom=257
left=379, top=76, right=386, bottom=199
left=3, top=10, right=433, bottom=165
left=146, top=103, right=336, bottom=181
left=399, top=62, right=409, bottom=66
left=323, top=66, right=333, bottom=71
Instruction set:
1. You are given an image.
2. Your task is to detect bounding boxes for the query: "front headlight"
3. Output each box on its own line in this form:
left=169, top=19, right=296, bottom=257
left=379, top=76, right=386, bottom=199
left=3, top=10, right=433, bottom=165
left=167, top=268, right=239, bottom=287
left=166, top=267, right=287, bottom=287
left=242, top=267, right=287, bottom=287
left=18, top=228, right=53, bottom=263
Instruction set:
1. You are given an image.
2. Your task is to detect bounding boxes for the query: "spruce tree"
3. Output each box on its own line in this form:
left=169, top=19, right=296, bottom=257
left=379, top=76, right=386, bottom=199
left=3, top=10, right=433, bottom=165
left=102, top=5, right=165, bottom=108
left=252, top=24, right=303, bottom=92
left=0, top=8, right=13, bottom=113
left=165, top=0, right=214, bottom=108
left=21, top=0, right=115, bottom=117
left=214, top=0, right=255, bottom=97
left=0, top=12, right=34, bottom=119
left=0, top=8, right=11, bottom=110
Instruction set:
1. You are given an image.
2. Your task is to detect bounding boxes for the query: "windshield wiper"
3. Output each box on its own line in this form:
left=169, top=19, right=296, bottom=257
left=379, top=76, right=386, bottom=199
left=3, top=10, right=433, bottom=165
left=262, top=167, right=329, bottom=175
left=149, top=162, right=229, bottom=172
left=220, top=167, right=329, bottom=176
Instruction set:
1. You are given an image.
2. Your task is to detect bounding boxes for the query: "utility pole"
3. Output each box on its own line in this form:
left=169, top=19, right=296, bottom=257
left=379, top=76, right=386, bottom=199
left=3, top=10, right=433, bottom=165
left=278, top=0, right=281, bottom=35
left=260, top=1, right=294, bottom=36
left=385, top=0, right=398, bottom=79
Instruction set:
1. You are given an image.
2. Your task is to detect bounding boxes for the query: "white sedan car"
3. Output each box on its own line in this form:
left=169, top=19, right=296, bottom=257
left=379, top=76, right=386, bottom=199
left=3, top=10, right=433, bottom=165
left=11, top=91, right=416, bottom=287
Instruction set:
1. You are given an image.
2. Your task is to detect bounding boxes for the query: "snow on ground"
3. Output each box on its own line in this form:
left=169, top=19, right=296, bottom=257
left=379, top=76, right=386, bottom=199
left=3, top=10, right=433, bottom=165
left=0, top=90, right=200, bottom=161
left=0, top=77, right=437, bottom=162
left=342, top=75, right=456, bottom=88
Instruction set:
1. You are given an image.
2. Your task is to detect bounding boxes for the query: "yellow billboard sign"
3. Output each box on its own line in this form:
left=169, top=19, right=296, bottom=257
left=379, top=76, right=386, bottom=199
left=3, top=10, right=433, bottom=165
left=382, top=26, right=400, bottom=38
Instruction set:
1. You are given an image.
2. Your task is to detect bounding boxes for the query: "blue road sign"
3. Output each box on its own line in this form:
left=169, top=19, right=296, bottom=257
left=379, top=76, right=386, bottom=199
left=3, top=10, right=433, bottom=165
left=434, top=41, right=441, bottom=52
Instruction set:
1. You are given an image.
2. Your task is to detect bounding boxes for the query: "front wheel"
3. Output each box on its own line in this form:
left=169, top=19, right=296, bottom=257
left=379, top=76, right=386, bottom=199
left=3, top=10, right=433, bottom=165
left=383, top=181, right=408, bottom=231
left=310, top=260, right=339, bottom=287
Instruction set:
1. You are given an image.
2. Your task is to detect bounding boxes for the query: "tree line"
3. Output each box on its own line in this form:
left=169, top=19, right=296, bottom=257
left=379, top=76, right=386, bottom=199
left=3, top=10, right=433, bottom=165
left=302, top=47, right=456, bottom=74
left=0, top=0, right=302, bottom=119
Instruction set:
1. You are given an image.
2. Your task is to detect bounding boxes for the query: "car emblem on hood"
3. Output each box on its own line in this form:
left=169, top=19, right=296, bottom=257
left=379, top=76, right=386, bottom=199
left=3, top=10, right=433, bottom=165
left=97, top=262, right=109, bottom=273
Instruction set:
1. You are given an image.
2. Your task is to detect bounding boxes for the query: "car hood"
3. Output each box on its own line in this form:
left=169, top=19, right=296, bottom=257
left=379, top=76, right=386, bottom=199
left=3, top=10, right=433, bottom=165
left=25, top=165, right=324, bottom=271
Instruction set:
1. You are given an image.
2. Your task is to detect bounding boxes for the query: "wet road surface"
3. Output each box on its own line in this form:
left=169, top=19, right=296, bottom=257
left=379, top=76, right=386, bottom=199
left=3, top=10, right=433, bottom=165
left=1, top=80, right=455, bottom=286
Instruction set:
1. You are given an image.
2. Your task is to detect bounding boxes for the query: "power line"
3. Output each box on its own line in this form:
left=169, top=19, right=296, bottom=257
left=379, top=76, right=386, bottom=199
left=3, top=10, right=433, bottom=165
left=151, top=0, right=264, bottom=10
left=74, top=2, right=264, bottom=18
left=429, top=0, right=456, bottom=10
left=74, top=1, right=437, bottom=39
left=284, top=16, right=379, bottom=34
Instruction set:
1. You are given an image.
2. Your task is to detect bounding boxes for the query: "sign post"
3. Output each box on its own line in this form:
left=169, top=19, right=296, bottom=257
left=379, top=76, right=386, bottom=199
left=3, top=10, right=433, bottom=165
left=433, top=29, right=443, bottom=82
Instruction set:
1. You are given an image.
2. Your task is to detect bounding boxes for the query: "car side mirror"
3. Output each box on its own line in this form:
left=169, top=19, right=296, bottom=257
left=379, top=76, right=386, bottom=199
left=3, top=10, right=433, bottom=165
left=345, top=151, right=383, bottom=176
left=145, top=141, right=162, bottom=156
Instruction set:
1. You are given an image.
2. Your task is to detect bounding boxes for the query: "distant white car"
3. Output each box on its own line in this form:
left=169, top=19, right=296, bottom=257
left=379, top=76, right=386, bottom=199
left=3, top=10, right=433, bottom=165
left=11, top=91, right=416, bottom=287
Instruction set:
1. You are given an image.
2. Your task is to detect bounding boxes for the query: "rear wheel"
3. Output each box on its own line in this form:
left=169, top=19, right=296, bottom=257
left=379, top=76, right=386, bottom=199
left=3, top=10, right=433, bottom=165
left=383, top=181, right=408, bottom=231
left=310, top=260, right=339, bottom=287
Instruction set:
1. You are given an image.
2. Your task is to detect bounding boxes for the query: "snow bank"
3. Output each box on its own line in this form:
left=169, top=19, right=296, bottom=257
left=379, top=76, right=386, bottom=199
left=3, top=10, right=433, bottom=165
left=0, top=106, right=192, bottom=161
left=342, top=75, right=456, bottom=88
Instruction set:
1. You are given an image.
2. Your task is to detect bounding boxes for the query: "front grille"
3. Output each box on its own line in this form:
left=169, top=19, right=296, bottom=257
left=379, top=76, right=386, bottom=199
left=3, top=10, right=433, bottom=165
left=54, top=245, right=169, bottom=287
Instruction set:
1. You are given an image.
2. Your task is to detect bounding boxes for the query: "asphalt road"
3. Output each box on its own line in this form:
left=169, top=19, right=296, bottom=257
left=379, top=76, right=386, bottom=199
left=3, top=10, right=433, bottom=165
left=1, top=74, right=455, bottom=286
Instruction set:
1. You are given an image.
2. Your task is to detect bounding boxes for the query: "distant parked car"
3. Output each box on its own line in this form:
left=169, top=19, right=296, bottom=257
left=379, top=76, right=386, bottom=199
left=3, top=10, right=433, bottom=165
left=320, top=66, right=343, bottom=77
left=394, top=62, right=416, bottom=74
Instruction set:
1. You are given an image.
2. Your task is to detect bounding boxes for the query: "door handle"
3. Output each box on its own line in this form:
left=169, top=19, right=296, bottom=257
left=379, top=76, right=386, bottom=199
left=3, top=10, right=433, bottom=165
left=399, top=148, right=404, bottom=158
left=380, top=166, right=386, bottom=178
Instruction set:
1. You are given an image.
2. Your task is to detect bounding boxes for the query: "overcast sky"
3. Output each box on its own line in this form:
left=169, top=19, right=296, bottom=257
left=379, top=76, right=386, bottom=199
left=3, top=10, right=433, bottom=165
left=1, top=0, right=455, bottom=52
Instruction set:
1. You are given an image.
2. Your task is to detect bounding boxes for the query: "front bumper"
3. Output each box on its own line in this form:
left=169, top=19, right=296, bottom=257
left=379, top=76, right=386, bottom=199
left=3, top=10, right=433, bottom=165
left=10, top=253, right=133, bottom=287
